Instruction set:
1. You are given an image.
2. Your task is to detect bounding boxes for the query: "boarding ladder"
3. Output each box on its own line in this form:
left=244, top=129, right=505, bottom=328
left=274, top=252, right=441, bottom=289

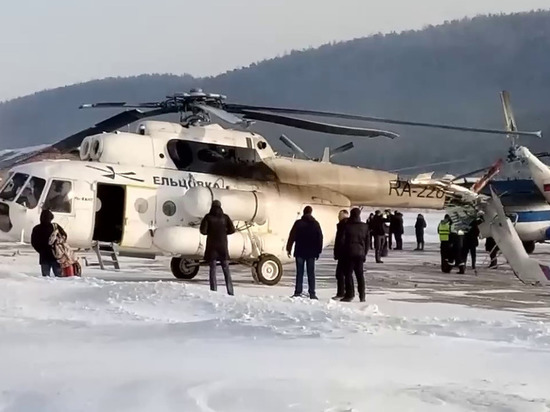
left=87, top=241, right=120, bottom=270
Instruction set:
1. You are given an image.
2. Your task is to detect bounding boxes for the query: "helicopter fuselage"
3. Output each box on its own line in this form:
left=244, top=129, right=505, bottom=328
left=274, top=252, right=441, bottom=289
left=0, top=120, right=446, bottom=283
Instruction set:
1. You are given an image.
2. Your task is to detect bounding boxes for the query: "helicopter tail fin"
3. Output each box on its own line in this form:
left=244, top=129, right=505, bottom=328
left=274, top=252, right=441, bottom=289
left=321, top=147, right=331, bottom=162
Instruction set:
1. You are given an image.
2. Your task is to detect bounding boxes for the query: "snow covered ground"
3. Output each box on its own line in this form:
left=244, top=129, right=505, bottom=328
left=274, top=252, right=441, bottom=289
left=1, top=212, right=550, bottom=411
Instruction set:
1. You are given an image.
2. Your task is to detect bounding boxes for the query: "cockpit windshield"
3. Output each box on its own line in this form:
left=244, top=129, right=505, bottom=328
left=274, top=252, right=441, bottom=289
left=15, top=176, right=46, bottom=209
left=0, top=172, right=29, bottom=201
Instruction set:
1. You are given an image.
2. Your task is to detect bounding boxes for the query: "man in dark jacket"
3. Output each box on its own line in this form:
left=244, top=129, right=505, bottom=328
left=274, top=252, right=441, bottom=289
left=369, top=210, right=385, bottom=263
left=414, top=214, right=427, bottom=250
left=366, top=213, right=374, bottom=250
left=286, top=206, right=323, bottom=299
left=199, top=200, right=236, bottom=295
left=392, top=211, right=404, bottom=250
left=332, top=209, right=349, bottom=299
left=31, top=209, right=64, bottom=277
left=463, top=219, right=480, bottom=272
left=339, top=207, right=369, bottom=302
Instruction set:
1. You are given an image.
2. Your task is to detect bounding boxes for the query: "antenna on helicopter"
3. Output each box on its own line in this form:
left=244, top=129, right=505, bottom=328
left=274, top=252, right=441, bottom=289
left=321, top=142, right=354, bottom=162
left=279, top=134, right=311, bottom=160
left=280, top=134, right=354, bottom=162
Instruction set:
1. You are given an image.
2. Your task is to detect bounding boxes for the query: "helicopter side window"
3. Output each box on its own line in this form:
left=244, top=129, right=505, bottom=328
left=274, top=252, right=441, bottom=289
left=15, top=176, right=46, bottom=209
left=197, top=146, right=235, bottom=163
left=43, top=180, right=73, bottom=213
left=0, top=172, right=29, bottom=201
left=167, top=140, right=193, bottom=169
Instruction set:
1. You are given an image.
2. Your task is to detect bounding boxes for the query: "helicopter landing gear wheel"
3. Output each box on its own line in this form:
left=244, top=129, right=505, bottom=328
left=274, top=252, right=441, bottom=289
left=170, top=258, right=200, bottom=280
left=523, top=241, right=535, bottom=254
left=253, top=254, right=283, bottom=286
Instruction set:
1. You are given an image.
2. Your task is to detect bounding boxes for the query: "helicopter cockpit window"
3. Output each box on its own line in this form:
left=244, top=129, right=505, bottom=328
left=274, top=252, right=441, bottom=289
left=15, top=177, right=46, bottom=209
left=43, top=180, right=72, bottom=213
left=0, top=173, right=29, bottom=202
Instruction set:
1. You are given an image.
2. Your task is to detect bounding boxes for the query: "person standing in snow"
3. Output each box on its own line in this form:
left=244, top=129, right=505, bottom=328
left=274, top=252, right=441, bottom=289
left=366, top=212, right=374, bottom=250
left=332, top=209, right=349, bottom=299
left=462, top=219, right=480, bottom=272
left=286, top=206, right=323, bottom=299
left=31, top=209, right=64, bottom=277
left=438, top=214, right=453, bottom=272
left=339, top=207, right=369, bottom=302
left=370, top=210, right=385, bottom=263
left=200, top=200, right=236, bottom=295
left=392, top=211, right=404, bottom=250
left=414, top=214, right=427, bottom=251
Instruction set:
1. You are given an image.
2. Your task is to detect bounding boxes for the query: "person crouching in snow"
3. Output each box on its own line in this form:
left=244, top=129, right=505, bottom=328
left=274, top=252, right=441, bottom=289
left=31, top=209, right=64, bottom=277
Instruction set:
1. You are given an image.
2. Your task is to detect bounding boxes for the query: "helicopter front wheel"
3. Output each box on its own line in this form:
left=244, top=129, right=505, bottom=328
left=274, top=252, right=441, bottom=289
left=252, top=254, right=283, bottom=286
left=170, top=257, right=200, bottom=280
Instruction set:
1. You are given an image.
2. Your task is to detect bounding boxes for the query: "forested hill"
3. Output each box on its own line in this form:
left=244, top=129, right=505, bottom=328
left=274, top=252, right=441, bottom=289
left=1, top=10, right=550, bottom=174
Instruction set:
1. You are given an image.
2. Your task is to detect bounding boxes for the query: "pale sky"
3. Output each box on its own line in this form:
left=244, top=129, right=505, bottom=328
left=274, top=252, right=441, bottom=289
left=0, top=0, right=548, bottom=101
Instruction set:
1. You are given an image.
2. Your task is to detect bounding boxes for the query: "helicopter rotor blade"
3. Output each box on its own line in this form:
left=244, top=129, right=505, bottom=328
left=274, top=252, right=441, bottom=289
left=225, top=104, right=541, bottom=138
left=0, top=108, right=174, bottom=170
left=192, top=103, right=246, bottom=126
left=279, top=134, right=311, bottom=160
left=241, top=110, right=399, bottom=138
left=330, top=142, right=354, bottom=158
left=80, top=102, right=162, bottom=109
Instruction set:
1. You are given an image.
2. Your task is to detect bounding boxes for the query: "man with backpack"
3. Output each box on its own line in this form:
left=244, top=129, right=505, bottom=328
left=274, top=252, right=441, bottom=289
left=31, top=209, right=65, bottom=277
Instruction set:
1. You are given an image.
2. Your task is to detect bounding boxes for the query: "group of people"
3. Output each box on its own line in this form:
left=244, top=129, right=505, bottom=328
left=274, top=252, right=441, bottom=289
left=31, top=198, right=494, bottom=299
left=286, top=206, right=368, bottom=301
left=436, top=214, right=496, bottom=274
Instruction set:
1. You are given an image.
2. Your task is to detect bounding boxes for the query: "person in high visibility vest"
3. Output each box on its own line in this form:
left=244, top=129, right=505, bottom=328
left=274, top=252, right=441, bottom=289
left=438, top=214, right=453, bottom=273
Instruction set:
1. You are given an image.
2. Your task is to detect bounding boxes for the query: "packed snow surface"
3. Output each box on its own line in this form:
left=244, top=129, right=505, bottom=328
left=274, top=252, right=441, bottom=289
left=1, top=211, right=550, bottom=411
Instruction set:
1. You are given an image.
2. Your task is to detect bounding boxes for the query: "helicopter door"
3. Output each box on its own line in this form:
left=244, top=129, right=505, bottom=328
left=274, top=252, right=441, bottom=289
left=120, top=186, right=156, bottom=249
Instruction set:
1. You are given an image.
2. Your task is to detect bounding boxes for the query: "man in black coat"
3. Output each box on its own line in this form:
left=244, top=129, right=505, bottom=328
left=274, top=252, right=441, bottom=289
left=339, top=207, right=369, bottom=302
left=392, top=211, right=404, bottom=250
left=332, top=209, right=349, bottom=299
left=463, top=219, right=480, bottom=271
left=286, top=205, right=323, bottom=299
left=31, top=209, right=64, bottom=277
left=369, top=210, right=385, bottom=263
left=199, top=200, right=236, bottom=295
left=414, top=214, right=427, bottom=250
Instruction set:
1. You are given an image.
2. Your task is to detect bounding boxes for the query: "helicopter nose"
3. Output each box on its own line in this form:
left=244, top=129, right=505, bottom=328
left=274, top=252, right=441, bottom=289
left=0, top=202, right=13, bottom=233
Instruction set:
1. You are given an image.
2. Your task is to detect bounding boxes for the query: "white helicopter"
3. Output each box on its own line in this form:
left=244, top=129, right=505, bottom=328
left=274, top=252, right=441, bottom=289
left=0, top=89, right=542, bottom=285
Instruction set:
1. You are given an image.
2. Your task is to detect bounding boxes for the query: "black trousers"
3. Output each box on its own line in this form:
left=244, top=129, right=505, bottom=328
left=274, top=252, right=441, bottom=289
left=209, top=259, right=234, bottom=295
left=335, top=259, right=347, bottom=297
left=462, top=245, right=477, bottom=269
left=394, top=233, right=403, bottom=250
left=440, top=241, right=451, bottom=263
left=343, top=257, right=366, bottom=300
left=374, top=235, right=385, bottom=262
left=415, top=231, right=424, bottom=250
